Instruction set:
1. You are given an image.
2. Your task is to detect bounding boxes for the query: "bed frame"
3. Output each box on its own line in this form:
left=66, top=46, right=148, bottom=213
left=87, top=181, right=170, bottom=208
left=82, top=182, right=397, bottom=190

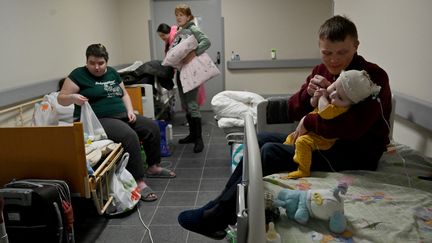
left=0, top=98, right=123, bottom=215
left=236, top=114, right=266, bottom=243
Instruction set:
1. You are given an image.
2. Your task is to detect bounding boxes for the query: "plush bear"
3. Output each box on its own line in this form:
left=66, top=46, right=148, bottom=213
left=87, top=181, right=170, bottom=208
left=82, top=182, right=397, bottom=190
left=273, top=183, right=348, bottom=234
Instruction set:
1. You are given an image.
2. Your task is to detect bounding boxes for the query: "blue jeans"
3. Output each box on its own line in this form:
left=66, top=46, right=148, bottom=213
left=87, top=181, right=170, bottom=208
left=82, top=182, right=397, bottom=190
left=206, top=132, right=295, bottom=225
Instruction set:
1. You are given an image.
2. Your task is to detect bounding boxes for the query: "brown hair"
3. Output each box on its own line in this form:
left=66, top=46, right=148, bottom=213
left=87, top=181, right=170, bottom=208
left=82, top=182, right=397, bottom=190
left=175, top=4, right=194, bottom=21
left=319, top=15, right=358, bottom=42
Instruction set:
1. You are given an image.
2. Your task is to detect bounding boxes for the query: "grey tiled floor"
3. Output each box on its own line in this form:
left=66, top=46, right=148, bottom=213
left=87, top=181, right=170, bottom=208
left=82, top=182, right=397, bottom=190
left=73, top=111, right=233, bottom=243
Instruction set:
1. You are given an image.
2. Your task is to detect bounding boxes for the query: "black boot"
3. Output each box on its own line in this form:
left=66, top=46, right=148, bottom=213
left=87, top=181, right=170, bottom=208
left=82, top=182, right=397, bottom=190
left=192, top=117, right=204, bottom=153
left=179, top=114, right=195, bottom=144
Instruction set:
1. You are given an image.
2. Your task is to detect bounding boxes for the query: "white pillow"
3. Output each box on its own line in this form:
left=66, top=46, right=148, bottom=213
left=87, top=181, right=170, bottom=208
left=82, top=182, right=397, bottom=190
left=162, top=35, right=198, bottom=69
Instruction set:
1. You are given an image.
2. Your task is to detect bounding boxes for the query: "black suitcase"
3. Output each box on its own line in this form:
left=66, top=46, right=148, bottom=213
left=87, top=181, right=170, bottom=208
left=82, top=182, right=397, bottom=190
left=0, top=179, right=74, bottom=243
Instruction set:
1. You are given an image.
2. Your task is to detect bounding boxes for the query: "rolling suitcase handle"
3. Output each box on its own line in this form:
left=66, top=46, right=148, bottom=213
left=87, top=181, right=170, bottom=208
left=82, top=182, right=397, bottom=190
left=5, top=180, right=43, bottom=188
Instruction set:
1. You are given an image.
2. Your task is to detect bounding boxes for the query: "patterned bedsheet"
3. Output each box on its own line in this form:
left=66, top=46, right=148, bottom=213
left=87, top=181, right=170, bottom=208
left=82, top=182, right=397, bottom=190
left=263, top=143, right=432, bottom=243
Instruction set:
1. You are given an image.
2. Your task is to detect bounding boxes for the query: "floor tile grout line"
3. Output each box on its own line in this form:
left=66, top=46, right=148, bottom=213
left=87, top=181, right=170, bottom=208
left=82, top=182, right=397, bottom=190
left=156, top=114, right=229, bottom=242
left=147, top=127, right=187, bottom=231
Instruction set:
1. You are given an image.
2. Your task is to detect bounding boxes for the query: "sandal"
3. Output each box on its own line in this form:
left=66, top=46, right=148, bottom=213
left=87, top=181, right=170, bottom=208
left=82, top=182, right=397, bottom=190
left=140, top=186, right=157, bottom=202
left=146, top=167, right=176, bottom=178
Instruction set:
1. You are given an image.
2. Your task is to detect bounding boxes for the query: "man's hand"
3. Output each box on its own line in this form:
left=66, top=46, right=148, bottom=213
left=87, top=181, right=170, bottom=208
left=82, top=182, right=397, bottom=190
left=291, top=117, right=307, bottom=143
left=307, top=75, right=332, bottom=96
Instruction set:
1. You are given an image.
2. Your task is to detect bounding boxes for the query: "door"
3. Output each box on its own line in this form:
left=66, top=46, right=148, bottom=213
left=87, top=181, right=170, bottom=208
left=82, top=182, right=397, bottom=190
left=151, top=0, right=224, bottom=111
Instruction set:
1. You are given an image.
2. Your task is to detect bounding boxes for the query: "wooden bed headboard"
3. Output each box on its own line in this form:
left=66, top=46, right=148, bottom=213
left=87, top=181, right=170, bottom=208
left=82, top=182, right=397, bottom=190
left=0, top=123, right=89, bottom=197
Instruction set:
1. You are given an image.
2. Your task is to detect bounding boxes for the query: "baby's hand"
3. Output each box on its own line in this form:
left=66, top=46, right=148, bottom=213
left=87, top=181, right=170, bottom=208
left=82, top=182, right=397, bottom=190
left=311, top=88, right=326, bottom=107
left=315, top=88, right=328, bottom=97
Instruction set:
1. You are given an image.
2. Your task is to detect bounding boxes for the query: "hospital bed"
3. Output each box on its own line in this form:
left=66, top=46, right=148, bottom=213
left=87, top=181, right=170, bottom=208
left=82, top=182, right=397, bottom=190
left=237, top=93, right=432, bottom=242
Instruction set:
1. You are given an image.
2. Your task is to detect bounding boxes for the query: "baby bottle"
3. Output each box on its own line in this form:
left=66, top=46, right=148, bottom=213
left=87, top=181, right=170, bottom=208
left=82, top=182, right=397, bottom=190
left=266, top=222, right=281, bottom=243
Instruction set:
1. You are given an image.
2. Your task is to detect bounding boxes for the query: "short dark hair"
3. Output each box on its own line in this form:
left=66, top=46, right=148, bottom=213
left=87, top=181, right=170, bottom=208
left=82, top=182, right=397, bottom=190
left=319, top=15, right=358, bottom=42
left=86, top=43, right=109, bottom=61
left=58, top=78, right=66, bottom=91
left=157, top=23, right=171, bottom=34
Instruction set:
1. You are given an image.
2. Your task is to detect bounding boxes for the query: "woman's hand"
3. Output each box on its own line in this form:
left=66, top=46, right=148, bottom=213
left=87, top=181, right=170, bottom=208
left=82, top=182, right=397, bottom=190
left=127, top=111, right=137, bottom=123
left=71, top=94, right=88, bottom=106
left=307, top=75, right=332, bottom=96
left=182, top=51, right=196, bottom=65
left=291, top=117, right=307, bottom=143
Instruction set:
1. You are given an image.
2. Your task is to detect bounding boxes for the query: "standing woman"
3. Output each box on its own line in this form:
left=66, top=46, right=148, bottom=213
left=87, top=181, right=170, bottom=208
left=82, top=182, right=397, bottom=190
left=58, top=44, right=176, bottom=202
left=172, top=4, right=211, bottom=153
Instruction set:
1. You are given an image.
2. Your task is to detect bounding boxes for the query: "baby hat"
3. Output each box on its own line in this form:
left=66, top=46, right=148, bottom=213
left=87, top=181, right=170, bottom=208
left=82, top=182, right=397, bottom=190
left=339, top=70, right=381, bottom=104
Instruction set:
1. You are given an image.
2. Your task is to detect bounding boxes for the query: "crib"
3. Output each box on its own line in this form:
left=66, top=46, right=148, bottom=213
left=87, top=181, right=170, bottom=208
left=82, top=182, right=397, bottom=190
left=0, top=98, right=123, bottom=215
left=237, top=92, right=432, bottom=242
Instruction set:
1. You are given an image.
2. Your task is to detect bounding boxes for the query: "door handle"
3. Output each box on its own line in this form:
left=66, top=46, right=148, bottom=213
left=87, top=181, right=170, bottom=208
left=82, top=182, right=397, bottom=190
left=215, top=51, right=221, bottom=65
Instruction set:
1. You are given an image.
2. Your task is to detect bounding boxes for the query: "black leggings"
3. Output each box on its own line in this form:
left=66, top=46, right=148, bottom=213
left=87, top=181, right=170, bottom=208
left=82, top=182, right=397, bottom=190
left=99, top=115, right=160, bottom=180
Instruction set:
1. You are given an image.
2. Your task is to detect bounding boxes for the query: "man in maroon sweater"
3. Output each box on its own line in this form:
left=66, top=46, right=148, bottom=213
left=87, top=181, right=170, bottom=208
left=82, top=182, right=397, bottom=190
left=260, top=16, right=392, bottom=175
left=177, top=15, right=392, bottom=240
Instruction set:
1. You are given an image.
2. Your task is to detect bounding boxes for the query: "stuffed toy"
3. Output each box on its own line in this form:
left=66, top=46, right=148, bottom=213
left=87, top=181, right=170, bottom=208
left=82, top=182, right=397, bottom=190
left=273, top=183, right=348, bottom=234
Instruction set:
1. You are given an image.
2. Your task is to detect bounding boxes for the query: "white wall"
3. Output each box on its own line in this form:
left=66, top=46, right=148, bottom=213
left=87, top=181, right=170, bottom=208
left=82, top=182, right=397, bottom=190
left=0, top=0, right=151, bottom=92
left=334, top=0, right=432, bottom=157
left=117, top=0, right=151, bottom=63
left=222, top=0, right=333, bottom=95
left=0, top=0, right=331, bottom=96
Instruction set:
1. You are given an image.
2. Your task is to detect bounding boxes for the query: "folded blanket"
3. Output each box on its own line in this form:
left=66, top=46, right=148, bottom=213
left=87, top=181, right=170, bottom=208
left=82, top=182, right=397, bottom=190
left=211, top=91, right=265, bottom=128
left=85, top=139, right=115, bottom=166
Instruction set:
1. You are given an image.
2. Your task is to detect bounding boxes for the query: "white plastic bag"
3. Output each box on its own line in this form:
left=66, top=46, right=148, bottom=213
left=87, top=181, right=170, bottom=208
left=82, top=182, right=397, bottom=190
left=32, top=95, right=59, bottom=126
left=46, top=91, right=74, bottom=124
left=108, top=153, right=141, bottom=215
left=80, top=102, right=107, bottom=142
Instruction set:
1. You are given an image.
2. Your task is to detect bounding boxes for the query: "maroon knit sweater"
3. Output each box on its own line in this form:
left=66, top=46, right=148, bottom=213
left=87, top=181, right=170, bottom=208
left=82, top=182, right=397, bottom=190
left=288, top=54, right=392, bottom=169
